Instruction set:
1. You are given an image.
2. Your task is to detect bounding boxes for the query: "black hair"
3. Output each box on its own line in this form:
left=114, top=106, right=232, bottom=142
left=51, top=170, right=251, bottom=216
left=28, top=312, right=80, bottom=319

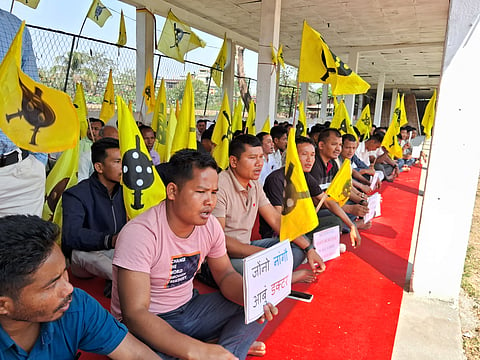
left=232, top=130, right=244, bottom=139
left=295, top=136, right=315, bottom=147
left=318, top=128, right=341, bottom=143
left=91, top=137, right=119, bottom=165
left=0, top=215, right=59, bottom=300
left=197, top=119, right=208, bottom=125
left=88, top=117, right=104, bottom=127
left=342, top=134, right=357, bottom=144
left=229, top=134, right=262, bottom=159
left=201, top=127, right=214, bottom=141
left=256, top=131, right=270, bottom=143
left=270, top=125, right=288, bottom=140
left=367, top=133, right=384, bottom=144
left=166, top=149, right=218, bottom=189
left=308, top=124, right=325, bottom=136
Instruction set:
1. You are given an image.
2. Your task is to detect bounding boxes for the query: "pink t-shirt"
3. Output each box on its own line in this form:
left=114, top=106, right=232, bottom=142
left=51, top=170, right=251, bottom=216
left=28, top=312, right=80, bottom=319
left=111, top=201, right=226, bottom=319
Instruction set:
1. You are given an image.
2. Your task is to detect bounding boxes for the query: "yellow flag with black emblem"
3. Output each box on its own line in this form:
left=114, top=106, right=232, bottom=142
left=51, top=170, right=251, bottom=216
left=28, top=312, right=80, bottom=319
left=73, top=82, right=88, bottom=139
left=421, top=89, right=436, bottom=139
left=246, top=100, right=256, bottom=135
left=330, top=100, right=358, bottom=140
left=381, top=94, right=403, bottom=159
left=399, top=93, right=408, bottom=127
left=142, top=68, right=155, bottom=114
left=211, top=92, right=232, bottom=170
left=299, top=21, right=370, bottom=95
left=15, top=0, right=40, bottom=9
left=232, top=100, right=243, bottom=133
left=212, top=35, right=227, bottom=88
left=157, top=10, right=206, bottom=63
left=326, top=158, right=352, bottom=207
left=0, top=22, right=78, bottom=153
left=116, top=10, right=127, bottom=46
left=280, top=128, right=319, bottom=241
left=152, top=78, right=168, bottom=162
left=87, top=0, right=112, bottom=28
left=296, top=101, right=308, bottom=137
left=42, top=141, right=80, bottom=233
left=277, top=44, right=285, bottom=69
left=99, top=69, right=115, bottom=122
left=171, top=73, right=197, bottom=154
left=356, top=104, right=372, bottom=139
left=117, top=96, right=165, bottom=219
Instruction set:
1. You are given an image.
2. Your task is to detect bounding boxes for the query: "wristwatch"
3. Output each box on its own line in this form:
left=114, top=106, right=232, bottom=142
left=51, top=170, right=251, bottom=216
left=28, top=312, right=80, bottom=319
left=303, top=243, right=316, bottom=254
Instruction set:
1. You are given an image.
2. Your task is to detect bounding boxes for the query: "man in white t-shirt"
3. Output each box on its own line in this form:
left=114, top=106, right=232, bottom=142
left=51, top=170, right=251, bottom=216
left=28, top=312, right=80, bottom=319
left=111, top=150, right=277, bottom=360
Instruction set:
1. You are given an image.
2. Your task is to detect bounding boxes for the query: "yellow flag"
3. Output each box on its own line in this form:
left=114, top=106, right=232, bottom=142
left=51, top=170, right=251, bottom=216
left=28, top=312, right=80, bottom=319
left=171, top=74, right=197, bottom=154
left=381, top=94, right=403, bottom=158
left=151, top=79, right=168, bottom=162
left=231, top=100, right=243, bottom=133
left=164, top=106, right=178, bottom=162
left=356, top=104, right=372, bottom=139
left=157, top=10, right=206, bottom=63
left=87, top=0, right=112, bottom=27
left=16, top=0, right=40, bottom=9
left=175, top=99, right=180, bottom=119
left=117, top=96, right=165, bottom=219
left=73, top=82, right=88, bottom=139
left=128, top=100, right=133, bottom=114
left=271, top=44, right=278, bottom=66
left=333, top=96, right=339, bottom=111
left=330, top=100, right=358, bottom=140
left=143, top=68, right=156, bottom=114
left=212, top=35, right=227, bottom=88
left=0, top=22, right=79, bottom=153
left=99, top=69, right=115, bottom=122
left=296, top=101, right=308, bottom=137
left=261, top=115, right=271, bottom=133
left=326, top=159, right=352, bottom=207
left=246, top=100, right=256, bottom=135
left=280, top=128, right=319, bottom=241
left=116, top=10, right=127, bottom=46
left=299, top=21, right=370, bottom=95
left=211, top=93, right=232, bottom=170
left=399, top=94, right=408, bottom=127
left=42, top=141, right=80, bottom=232
left=277, top=44, right=285, bottom=69
left=421, top=89, right=436, bottom=139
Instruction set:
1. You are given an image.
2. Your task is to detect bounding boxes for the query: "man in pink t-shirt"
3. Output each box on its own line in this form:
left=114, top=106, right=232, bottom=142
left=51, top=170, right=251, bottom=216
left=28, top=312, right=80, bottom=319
left=112, top=150, right=277, bottom=360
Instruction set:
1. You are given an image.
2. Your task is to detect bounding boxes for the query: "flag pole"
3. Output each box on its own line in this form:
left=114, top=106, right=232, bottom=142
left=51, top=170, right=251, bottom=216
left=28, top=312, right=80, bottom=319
left=315, top=192, right=328, bottom=213
left=9, top=0, right=14, bottom=13
left=203, top=69, right=213, bottom=116
left=63, top=15, right=88, bottom=92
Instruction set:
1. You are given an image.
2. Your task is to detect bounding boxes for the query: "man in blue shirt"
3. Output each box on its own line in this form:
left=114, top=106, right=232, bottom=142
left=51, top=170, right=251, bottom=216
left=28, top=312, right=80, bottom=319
left=0, top=9, right=47, bottom=217
left=0, top=215, right=160, bottom=359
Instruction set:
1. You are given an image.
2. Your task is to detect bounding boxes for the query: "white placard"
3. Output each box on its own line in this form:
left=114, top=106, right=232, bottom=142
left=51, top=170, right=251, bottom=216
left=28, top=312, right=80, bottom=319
left=313, top=225, right=340, bottom=262
left=411, top=145, right=422, bottom=159
left=243, top=241, right=293, bottom=324
left=369, top=172, right=380, bottom=191
left=364, top=192, right=381, bottom=223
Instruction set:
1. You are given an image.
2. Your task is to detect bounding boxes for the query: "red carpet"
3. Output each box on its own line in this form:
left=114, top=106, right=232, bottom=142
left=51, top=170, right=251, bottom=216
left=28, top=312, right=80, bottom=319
left=250, top=165, right=421, bottom=360
left=71, top=165, right=421, bottom=360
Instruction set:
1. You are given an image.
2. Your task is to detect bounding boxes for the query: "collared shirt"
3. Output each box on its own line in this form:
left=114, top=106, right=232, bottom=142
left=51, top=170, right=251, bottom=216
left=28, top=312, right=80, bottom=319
left=213, top=168, right=270, bottom=245
left=271, top=149, right=283, bottom=170
left=0, top=10, right=46, bottom=164
left=310, top=151, right=339, bottom=186
left=259, top=153, right=279, bottom=186
left=0, top=288, right=127, bottom=359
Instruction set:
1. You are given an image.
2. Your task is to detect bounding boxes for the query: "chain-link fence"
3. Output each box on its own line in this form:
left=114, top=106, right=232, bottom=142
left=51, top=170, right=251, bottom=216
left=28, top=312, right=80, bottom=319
left=28, top=24, right=326, bottom=122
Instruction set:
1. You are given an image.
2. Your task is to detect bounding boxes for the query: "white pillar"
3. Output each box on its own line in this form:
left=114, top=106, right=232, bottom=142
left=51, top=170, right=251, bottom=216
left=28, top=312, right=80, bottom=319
left=356, top=95, right=364, bottom=121
left=255, top=0, right=281, bottom=131
left=222, top=38, right=236, bottom=108
left=320, top=84, right=329, bottom=121
left=389, top=88, right=398, bottom=122
left=373, top=73, right=385, bottom=127
left=344, top=51, right=359, bottom=121
left=135, top=8, right=155, bottom=120
left=411, top=4, right=480, bottom=301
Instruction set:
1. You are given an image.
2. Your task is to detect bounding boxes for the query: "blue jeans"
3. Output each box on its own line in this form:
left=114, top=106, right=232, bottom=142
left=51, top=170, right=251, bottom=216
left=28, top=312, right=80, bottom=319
left=155, top=289, right=266, bottom=360
left=230, top=237, right=306, bottom=275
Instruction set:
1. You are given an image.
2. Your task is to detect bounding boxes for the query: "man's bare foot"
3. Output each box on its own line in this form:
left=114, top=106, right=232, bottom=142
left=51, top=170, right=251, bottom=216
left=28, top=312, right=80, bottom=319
left=355, top=219, right=372, bottom=230
left=292, top=268, right=316, bottom=283
left=248, top=341, right=266, bottom=357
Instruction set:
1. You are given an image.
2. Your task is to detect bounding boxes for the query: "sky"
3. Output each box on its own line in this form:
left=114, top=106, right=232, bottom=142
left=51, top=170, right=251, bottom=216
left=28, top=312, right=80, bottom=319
left=1, top=0, right=259, bottom=78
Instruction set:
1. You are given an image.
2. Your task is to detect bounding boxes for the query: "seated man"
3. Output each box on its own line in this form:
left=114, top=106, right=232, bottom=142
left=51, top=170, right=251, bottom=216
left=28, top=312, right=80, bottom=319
left=263, top=136, right=361, bottom=248
left=78, top=125, right=119, bottom=182
left=256, top=131, right=277, bottom=185
left=62, top=138, right=126, bottom=283
left=111, top=150, right=277, bottom=360
left=139, top=125, right=161, bottom=166
left=212, top=135, right=325, bottom=284
left=0, top=215, right=159, bottom=359
left=79, top=118, right=104, bottom=153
